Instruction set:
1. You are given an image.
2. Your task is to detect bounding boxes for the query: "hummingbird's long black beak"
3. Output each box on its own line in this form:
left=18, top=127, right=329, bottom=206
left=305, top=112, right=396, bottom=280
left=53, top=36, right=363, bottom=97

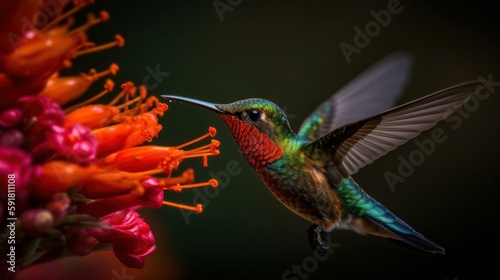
left=161, top=95, right=226, bottom=113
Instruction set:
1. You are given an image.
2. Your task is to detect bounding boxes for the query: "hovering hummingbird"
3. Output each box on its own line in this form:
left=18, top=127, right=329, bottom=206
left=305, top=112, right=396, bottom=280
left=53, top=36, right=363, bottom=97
left=162, top=53, right=482, bottom=254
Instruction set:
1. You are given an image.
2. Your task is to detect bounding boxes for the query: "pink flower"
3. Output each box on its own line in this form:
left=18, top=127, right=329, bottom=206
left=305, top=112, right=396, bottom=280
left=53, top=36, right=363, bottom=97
left=31, top=123, right=98, bottom=164
left=0, top=108, right=22, bottom=127
left=17, top=95, right=65, bottom=129
left=105, top=209, right=156, bottom=268
left=15, top=95, right=65, bottom=150
left=0, top=128, right=23, bottom=148
left=67, top=209, right=156, bottom=269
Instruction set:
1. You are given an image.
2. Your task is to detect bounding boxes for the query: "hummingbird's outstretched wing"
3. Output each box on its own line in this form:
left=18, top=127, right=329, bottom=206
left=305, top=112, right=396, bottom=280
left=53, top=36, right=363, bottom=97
left=298, top=53, right=413, bottom=141
left=306, top=81, right=482, bottom=178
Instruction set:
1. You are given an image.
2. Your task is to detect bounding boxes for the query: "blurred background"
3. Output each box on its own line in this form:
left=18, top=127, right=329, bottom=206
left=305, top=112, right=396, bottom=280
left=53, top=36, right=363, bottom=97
left=20, top=0, right=500, bottom=279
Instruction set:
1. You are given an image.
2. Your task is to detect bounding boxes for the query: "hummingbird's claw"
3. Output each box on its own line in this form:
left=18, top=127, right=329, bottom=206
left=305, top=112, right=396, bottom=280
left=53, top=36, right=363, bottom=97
left=308, top=225, right=330, bottom=250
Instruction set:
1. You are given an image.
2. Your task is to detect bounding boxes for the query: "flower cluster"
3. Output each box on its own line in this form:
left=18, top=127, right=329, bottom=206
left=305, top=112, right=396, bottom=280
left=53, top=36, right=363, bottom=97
left=0, top=0, right=220, bottom=273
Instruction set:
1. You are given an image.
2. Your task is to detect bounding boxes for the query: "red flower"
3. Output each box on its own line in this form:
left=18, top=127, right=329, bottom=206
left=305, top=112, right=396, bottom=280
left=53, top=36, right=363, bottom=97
left=31, top=123, right=98, bottom=164
left=16, top=95, right=65, bottom=141
left=104, top=209, right=157, bottom=268
left=0, top=0, right=221, bottom=273
left=0, top=108, right=22, bottom=127
left=67, top=209, right=156, bottom=269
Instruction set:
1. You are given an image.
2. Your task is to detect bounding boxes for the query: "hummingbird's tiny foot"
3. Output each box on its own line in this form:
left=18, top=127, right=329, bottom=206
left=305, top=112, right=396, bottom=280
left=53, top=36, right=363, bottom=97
left=307, top=225, right=330, bottom=250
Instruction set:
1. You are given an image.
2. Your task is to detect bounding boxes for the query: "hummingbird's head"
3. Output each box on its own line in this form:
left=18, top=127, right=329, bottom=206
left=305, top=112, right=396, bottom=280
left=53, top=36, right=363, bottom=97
left=162, top=95, right=293, bottom=168
left=215, top=98, right=293, bottom=139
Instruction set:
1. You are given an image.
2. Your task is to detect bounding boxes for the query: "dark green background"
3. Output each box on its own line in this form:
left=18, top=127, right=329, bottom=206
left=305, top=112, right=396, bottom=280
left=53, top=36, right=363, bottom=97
left=73, top=0, right=499, bottom=279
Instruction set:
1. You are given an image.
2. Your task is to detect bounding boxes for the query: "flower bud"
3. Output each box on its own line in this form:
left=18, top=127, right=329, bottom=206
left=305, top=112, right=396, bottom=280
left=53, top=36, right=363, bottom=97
left=20, top=209, right=54, bottom=236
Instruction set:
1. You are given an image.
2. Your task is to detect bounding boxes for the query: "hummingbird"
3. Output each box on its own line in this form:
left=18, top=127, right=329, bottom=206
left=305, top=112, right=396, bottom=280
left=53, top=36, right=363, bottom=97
left=162, top=53, right=482, bottom=254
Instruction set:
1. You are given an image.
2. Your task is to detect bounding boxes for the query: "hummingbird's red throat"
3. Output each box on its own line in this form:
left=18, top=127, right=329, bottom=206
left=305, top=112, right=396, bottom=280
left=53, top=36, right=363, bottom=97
left=219, top=114, right=282, bottom=168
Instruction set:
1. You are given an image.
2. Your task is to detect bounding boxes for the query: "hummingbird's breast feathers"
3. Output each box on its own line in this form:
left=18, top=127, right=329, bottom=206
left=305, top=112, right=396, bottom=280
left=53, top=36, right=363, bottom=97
left=259, top=151, right=343, bottom=228
left=218, top=113, right=283, bottom=168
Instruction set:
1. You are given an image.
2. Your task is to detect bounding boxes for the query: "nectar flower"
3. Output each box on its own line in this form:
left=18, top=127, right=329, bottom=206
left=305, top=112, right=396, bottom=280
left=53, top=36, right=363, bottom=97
left=0, top=0, right=221, bottom=274
left=40, top=63, right=119, bottom=105
left=67, top=209, right=156, bottom=269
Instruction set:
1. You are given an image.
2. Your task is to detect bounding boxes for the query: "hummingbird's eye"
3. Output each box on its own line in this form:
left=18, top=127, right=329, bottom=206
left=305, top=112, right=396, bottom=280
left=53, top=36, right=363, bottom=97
left=247, top=109, right=262, bottom=122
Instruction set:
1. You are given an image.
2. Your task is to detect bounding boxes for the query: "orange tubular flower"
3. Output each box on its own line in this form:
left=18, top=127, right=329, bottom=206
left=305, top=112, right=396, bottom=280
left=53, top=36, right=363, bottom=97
left=2, top=26, right=85, bottom=81
left=92, top=110, right=165, bottom=158
left=107, top=145, right=186, bottom=172
left=0, top=0, right=42, bottom=53
left=0, top=0, right=221, bottom=273
left=107, top=129, right=220, bottom=172
left=64, top=104, right=120, bottom=129
left=40, top=63, right=119, bottom=105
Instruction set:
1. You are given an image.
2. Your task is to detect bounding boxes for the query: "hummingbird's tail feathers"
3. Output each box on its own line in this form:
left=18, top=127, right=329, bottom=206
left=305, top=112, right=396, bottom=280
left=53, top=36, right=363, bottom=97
left=337, top=177, right=445, bottom=254
left=363, top=215, right=446, bottom=255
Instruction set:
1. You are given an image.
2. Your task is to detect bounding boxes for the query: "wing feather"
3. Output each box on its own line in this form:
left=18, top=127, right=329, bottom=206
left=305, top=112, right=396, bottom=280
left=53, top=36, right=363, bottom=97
left=298, top=53, right=413, bottom=140
left=306, top=81, right=483, bottom=177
